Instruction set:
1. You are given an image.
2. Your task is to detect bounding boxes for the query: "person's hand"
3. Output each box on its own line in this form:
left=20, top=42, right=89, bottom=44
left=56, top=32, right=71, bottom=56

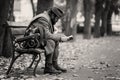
left=60, top=36, right=69, bottom=42
left=60, top=35, right=73, bottom=42
left=67, top=35, right=73, bottom=41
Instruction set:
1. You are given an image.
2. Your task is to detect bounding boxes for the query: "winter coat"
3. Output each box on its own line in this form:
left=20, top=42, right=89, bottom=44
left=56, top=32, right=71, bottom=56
left=25, top=11, right=61, bottom=55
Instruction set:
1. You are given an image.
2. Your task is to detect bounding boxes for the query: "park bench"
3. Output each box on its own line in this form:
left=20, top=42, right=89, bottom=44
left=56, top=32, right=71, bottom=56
left=6, top=21, right=45, bottom=76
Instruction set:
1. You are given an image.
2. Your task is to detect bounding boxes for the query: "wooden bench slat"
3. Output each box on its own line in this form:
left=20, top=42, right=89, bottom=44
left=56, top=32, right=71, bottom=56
left=7, top=21, right=30, bottom=28
left=11, top=28, right=26, bottom=35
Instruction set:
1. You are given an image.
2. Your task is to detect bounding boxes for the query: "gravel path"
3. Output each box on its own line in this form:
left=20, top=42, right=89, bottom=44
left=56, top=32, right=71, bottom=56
left=1, top=34, right=120, bottom=80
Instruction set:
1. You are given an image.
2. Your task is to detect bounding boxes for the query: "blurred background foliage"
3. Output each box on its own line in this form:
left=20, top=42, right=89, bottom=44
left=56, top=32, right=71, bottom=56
left=0, top=0, right=119, bottom=57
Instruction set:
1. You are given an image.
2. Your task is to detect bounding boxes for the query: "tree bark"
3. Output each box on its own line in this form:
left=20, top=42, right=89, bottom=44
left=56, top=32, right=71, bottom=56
left=36, top=0, right=53, bottom=14
left=7, top=0, right=15, bottom=21
left=30, top=0, right=36, bottom=16
left=0, top=0, right=14, bottom=57
left=107, top=9, right=113, bottom=36
left=106, top=0, right=118, bottom=36
left=64, top=0, right=78, bottom=36
left=100, top=0, right=111, bottom=37
left=93, top=0, right=103, bottom=38
left=83, top=0, right=94, bottom=39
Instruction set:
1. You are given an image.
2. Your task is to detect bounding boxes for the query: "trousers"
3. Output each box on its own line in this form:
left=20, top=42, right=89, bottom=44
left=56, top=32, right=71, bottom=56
left=45, top=40, right=59, bottom=64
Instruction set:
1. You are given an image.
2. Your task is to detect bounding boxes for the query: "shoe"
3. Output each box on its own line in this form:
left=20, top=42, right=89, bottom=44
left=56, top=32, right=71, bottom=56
left=53, top=61, right=67, bottom=73
left=44, top=63, right=61, bottom=74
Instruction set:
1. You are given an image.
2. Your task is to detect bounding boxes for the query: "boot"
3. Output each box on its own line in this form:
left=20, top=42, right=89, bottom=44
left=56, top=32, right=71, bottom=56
left=44, top=63, right=61, bottom=74
left=53, top=61, right=67, bottom=73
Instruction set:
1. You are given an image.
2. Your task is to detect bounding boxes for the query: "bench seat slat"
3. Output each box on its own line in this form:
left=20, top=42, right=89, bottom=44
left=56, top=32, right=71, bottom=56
left=7, top=21, right=30, bottom=28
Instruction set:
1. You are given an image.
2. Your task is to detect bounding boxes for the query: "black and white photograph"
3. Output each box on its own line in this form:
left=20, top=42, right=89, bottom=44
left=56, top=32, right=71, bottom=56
left=0, top=0, right=120, bottom=80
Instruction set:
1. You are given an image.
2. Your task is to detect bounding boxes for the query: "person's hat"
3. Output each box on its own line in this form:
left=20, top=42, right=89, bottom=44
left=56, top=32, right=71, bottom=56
left=51, top=7, right=64, bottom=18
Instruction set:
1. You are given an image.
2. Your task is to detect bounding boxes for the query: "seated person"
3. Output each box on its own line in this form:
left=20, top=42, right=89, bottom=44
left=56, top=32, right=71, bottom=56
left=24, top=7, right=72, bottom=74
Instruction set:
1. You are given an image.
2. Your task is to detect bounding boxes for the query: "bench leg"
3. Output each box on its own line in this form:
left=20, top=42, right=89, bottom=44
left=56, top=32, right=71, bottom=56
left=33, top=54, right=41, bottom=76
left=28, top=54, right=37, bottom=68
left=6, top=53, right=21, bottom=75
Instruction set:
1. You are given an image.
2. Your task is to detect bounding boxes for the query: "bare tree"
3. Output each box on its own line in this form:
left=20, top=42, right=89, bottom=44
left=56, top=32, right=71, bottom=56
left=83, top=0, right=95, bottom=39
left=83, top=0, right=120, bottom=38
left=7, top=0, right=15, bottom=21
left=0, top=0, right=14, bottom=57
left=94, top=0, right=111, bottom=37
left=64, top=0, right=78, bottom=37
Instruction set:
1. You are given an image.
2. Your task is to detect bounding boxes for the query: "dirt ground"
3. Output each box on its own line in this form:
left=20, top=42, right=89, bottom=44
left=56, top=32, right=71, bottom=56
left=1, top=34, right=120, bottom=80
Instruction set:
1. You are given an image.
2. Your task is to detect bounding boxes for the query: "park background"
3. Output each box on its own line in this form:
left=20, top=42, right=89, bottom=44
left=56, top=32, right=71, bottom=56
left=0, top=0, right=120, bottom=80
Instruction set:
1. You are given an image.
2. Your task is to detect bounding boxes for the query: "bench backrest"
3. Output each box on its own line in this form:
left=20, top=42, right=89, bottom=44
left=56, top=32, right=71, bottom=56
left=7, top=21, right=30, bottom=38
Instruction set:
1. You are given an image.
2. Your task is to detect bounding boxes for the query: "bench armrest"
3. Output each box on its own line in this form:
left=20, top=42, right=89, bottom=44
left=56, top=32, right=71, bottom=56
left=15, top=33, right=40, bottom=43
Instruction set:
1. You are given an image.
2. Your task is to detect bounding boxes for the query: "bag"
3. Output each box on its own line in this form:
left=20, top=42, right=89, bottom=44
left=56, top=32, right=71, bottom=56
left=22, top=33, right=41, bottom=48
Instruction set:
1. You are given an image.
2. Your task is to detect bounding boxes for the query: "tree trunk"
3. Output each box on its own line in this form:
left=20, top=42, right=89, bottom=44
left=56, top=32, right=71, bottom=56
left=101, top=0, right=111, bottom=37
left=107, top=9, right=113, bottom=36
left=107, top=0, right=120, bottom=36
left=83, top=0, right=94, bottom=39
left=7, top=0, right=15, bottom=21
left=93, top=0, right=103, bottom=38
left=30, top=0, right=36, bottom=16
left=64, top=0, right=78, bottom=36
left=36, top=0, right=53, bottom=14
left=0, top=0, right=14, bottom=57
left=107, top=1, right=118, bottom=36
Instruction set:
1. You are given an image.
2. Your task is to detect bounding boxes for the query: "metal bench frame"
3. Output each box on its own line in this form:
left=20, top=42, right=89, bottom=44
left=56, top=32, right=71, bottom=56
left=6, top=22, right=45, bottom=76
